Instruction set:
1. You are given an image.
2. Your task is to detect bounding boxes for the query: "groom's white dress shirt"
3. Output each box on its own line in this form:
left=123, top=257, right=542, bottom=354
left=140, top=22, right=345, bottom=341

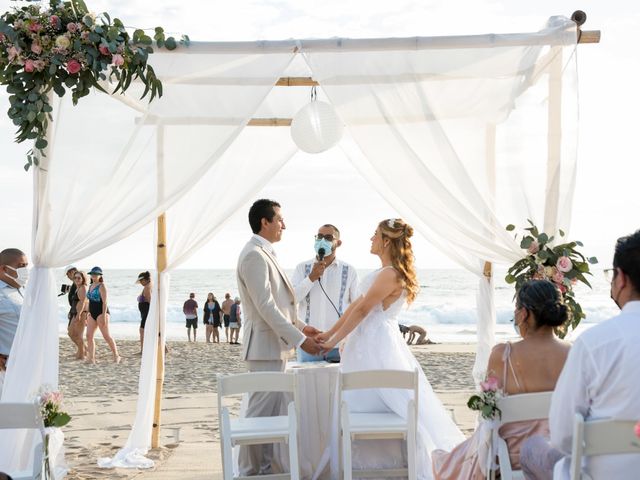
left=549, top=300, right=640, bottom=479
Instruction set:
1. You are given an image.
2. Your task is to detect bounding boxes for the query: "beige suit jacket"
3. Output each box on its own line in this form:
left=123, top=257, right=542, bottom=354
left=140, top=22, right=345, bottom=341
left=237, top=236, right=306, bottom=361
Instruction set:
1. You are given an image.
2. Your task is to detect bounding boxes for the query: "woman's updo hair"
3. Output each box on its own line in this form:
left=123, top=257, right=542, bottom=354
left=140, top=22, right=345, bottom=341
left=378, top=218, right=419, bottom=304
left=516, top=279, right=568, bottom=328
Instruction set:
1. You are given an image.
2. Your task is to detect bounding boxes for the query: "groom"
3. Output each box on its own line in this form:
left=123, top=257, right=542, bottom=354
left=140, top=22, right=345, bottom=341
left=237, top=199, right=322, bottom=476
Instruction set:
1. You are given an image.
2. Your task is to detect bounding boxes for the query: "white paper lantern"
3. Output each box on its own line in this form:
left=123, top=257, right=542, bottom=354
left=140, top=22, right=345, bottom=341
left=290, top=101, right=345, bottom=154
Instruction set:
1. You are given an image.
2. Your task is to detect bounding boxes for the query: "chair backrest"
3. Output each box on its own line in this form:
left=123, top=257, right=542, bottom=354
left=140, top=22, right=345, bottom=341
left=0, top=402, right=44, bottom=431
left=217, top=372, right=295, bottom=398
left=497, top=392, right=553, bottom=424
left=570, top=413, right=640, bottom=479
left=339, top=369, right=419, bottom=405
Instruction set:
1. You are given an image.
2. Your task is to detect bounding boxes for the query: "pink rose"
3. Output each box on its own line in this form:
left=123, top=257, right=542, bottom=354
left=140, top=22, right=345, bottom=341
left=0, top=33, right=6, bottom=42
left=112, top=53, right=124, bottom=67
left=80, top=31, right=90, bottom=41
left=33, top=59, right=46, bottom=71
left=558, top=284, right=567, bottom=294
left=99, top=45, right=111, bottom=56
left=552, top=271, right=565, bottom=285
left=7, top=46, right=20, bottom=62
left=24, top=59, right=35, bottom=73
left=50, top=15, right=60, bottom=27
left=66, top=59, right=82, bottom=75
left=28, top=22, right=42, bottom=33
left=556, top=256, right=573, bottom=273
left=481, top=376, right=499, bottom=392
left=527, top=240, right=540, bottom=255
left=67, top=22, right=78, bottom=33
left=635, top=421, right=640, bottom=439
left=31, top=41, right=42, bottom=54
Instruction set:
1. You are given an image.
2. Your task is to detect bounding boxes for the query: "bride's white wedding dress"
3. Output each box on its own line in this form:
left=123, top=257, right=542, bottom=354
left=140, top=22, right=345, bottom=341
left=338, top=267, right=465, bottom=479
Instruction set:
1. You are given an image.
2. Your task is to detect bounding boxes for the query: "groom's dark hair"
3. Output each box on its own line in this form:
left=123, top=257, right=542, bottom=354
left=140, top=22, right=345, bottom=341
left=614, top=229, right=640, bottom=293
left=249, top=199, right=281, bottom=234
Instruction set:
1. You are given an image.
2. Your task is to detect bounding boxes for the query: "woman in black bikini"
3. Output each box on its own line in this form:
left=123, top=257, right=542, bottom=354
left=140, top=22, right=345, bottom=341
left=86, top=266, right=120, bottom=364
left=68, top=270, right=88, bottom=359
left=136, top=271, right=152, bottom=353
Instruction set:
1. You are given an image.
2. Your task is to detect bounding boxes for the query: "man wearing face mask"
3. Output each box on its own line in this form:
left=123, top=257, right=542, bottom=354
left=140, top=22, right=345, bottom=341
left=520, top=230, right=640, bottom=480
left=292, top=224, right=359, bottom=362
left=0, top=248, right=29, bottom=371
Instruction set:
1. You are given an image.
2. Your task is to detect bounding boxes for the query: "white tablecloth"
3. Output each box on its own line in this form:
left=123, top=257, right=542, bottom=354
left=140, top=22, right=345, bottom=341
left=282, top=362, right=340, bottom=480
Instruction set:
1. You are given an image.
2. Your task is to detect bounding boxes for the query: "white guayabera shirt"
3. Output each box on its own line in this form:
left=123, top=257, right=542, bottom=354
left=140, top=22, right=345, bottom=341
left=292, top=257, right=359, bottom=332
left=0, top=279, right=23, bottom=356
left=549, top=301, right=640, bottom=479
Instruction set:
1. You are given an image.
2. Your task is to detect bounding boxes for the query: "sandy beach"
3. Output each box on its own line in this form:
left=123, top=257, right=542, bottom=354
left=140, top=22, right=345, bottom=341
left=58, top=337, right=479, bottom=479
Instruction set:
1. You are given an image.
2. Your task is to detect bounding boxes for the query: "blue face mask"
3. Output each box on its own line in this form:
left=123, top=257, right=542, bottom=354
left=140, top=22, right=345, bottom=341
left=314, top=238, right=333, bottom=257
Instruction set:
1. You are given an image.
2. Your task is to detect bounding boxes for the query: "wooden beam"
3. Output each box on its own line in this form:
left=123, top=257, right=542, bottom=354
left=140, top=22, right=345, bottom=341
left=578, top=30, right=600, bottom=44
left=275, top=77, right=318, bottom=87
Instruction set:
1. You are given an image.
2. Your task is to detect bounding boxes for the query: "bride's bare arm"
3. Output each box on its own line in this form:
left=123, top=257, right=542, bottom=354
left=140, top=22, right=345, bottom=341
left=316, top=297, right=363, bottom=342
left=323, top=269, right=400, bottom=350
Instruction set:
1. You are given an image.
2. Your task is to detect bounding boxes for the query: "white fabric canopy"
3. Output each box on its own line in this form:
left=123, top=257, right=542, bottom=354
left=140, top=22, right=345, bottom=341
left=0, top=16, right=579, bottom=473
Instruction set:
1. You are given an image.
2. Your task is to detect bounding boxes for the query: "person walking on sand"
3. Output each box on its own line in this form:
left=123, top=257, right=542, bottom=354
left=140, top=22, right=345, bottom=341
left=136, top=271, right=152, bottom=352
left=86, top=267, right=120, bottom=364
left=203, top=292, right=222, bottom=343
left=183, top=292, right=198, bottom=342
left=229, top=297, right=242, bottom=344
left=221, top=292, right=234, bottom=343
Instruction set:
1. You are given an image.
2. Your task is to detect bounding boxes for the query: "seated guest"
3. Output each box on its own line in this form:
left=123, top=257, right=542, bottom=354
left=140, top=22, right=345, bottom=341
left=0, top=248, right=29, bottom=372
left=432, top=279, right=570, bottom=479
left=520, top=230, right=640, bottom=480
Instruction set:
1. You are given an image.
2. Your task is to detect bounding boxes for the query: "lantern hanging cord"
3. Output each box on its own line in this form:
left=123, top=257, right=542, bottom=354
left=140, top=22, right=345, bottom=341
left=311, top=86, right=317, bottom=102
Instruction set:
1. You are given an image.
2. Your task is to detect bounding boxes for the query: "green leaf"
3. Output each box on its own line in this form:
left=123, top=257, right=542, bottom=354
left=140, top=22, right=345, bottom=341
left=588, top=257, right=598, bottom=264
left=520, top=237, right=533, bottom=249
left=576, top=241, right=584, bottom=247
left=50, top=412, right=71, bottom=427
left=35, top=138, right=48, bottom=149
left=506, top=224, right=516, bottom=232
left=559, top=229, right=565, bottom=237
left=164, top=36, right=177, bottom=50
left=538, top=233, right=549, bottom=244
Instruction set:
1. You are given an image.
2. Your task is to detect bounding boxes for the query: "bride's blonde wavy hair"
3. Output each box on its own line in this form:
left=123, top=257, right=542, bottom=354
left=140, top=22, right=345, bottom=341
left=378, top=218, right=419, bottom=304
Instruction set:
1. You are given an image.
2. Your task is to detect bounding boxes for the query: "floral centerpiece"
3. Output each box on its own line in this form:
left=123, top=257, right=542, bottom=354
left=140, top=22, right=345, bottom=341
left=505, top=220, right=598, bottom=338
left=467, top=376, right=502, bottom=420
left=0, top=0, right=188, bottom=170
left=37, top=387, right=71, bottom=480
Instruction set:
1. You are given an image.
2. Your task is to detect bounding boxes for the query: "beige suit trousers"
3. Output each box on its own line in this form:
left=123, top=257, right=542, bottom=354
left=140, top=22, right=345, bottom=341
left=238, top=359, right=287, bottom=476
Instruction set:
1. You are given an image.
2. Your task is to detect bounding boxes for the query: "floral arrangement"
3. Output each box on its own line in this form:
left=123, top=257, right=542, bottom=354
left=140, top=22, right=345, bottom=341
left=467, top=376, right=502, bottom=420
left=505, top=220, right=598, bottom=338
left=0, top=0, right=189, bottom=170
left=633, top=421, right=640, bottom=447
left=38, top=388, right=70, bottom=428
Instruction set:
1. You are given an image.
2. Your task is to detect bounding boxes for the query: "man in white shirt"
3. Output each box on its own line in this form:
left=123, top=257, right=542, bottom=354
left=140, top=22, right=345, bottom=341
left=520, top=230, right=640, bottom=479
left=292, top=224, right=358, bottom=362
left=0, top=248, right=28, bottom=371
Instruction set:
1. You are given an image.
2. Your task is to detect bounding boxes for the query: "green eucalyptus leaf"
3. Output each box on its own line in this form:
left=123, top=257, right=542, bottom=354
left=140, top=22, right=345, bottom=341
left=559, top=229, right=565, bottom=237
left=588, top=257, right=598, bottom=264
left=164, top=36, right=177, bottom=50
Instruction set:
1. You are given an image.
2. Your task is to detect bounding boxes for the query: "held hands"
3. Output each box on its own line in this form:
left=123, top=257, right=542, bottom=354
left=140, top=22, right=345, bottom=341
left=300, top=336, right=323, bottom=355
left=302, top=325, right=322, bottom=336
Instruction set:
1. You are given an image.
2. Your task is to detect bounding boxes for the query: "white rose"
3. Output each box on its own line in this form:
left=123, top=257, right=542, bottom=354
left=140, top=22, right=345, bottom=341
left=55, top=35, right=71, bottom=49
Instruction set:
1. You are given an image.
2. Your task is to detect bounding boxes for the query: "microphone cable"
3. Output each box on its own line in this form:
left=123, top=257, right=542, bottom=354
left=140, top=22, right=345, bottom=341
left=318, top=277, right=341, bottom=318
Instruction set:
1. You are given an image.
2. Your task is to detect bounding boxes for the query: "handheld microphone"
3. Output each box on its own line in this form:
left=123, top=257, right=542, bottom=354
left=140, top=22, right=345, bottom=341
left=318, top=248, right=326, bottom=261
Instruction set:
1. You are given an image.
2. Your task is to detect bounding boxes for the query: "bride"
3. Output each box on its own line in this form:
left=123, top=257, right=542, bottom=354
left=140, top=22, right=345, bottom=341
left=317, top=218, right=464, bottom=479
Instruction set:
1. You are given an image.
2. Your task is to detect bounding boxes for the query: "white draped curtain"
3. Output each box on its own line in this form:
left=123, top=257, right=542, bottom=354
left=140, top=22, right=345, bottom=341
left=0, top=16, right=579, bottom=472
left=0, top=49, right=295, bottom=473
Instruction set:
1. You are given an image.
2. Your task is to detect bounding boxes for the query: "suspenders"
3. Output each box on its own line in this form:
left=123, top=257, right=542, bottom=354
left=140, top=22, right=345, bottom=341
left=303, top=262, right=349, bottom=323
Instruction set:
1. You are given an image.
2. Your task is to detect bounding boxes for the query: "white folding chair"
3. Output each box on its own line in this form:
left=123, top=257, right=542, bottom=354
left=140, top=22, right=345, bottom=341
left=569, top=413, right=640, bottom=480
left=489, top=391, right=553, bottom=480
left=216, top=372, right=299, bottom=480
left=0, top=402, right=46, bottom=480
left=338, top=368, right=419, bottom=480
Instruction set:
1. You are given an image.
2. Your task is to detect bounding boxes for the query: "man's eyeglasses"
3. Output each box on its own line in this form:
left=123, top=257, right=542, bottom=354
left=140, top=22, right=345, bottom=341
left=604, top=268, right=616, bottom=283
left=315, top=233, right=335, bottom=242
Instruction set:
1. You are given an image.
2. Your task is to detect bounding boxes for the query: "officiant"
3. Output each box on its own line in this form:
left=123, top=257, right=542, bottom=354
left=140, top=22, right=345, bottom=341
left=292, top=224, right=359, bottom=362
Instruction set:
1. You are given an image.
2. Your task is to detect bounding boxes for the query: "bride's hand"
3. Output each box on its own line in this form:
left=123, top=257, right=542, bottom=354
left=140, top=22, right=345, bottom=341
left=315, top=331, right=332, bottom=344
left=321, top=337, right=337, bottom=354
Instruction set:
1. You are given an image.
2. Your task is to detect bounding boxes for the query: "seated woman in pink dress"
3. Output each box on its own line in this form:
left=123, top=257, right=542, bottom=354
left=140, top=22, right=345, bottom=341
left=432, top=279, right=571, bottom=480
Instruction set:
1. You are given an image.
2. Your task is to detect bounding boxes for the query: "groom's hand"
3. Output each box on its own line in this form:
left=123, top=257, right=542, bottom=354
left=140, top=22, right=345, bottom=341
left=302, top=325, right=322, bottom=336
left=300, top=336, right=323, bottom=355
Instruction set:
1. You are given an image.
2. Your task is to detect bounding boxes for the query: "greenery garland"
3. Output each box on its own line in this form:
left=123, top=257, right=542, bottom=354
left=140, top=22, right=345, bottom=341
left=0, top=0, right=189, bottom=170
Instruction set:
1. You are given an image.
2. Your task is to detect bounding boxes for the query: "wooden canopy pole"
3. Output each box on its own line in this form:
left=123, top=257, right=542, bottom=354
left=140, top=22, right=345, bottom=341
left=152, top=125, right=167, bottom=448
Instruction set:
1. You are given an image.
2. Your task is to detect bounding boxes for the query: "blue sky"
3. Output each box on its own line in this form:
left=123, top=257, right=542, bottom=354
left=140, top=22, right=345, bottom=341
left=0, top=0, right=638, bottom=269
